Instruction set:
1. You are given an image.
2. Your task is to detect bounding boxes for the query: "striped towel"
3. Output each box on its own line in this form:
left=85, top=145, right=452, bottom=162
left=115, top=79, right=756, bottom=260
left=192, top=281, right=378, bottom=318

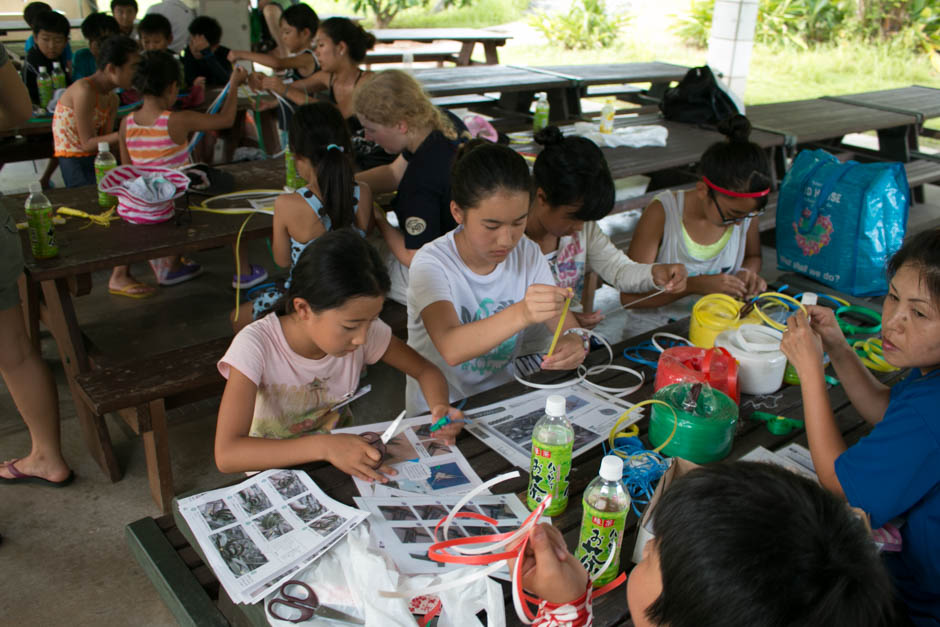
left=99, top=165, right=190, bottom=224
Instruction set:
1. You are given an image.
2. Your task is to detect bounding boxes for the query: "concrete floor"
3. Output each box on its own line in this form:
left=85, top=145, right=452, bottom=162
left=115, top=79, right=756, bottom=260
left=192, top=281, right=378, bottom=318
left=1, top=144, right=937, bottom=625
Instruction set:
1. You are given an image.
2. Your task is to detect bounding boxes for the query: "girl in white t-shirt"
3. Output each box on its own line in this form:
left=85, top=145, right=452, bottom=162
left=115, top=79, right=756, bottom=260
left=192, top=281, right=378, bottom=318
left=216, top=230, right=462, bottom=483
left=406, top=141, right=589, bottom=413
left=627, top=115, right=772, bottom=307
left=524, top=125, right=687, bottom=337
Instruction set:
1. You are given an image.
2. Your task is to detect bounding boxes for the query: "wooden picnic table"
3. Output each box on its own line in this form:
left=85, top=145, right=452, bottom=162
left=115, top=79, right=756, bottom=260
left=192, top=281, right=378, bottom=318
left=372, top=28, right=511, bottom=66
left=125, top=274, right=902, bottom=626
left=528, top=62, right=690, bottom=116
left=746, top=97, right=920, bottom=168
left=5, top=158, right=277, bottom=483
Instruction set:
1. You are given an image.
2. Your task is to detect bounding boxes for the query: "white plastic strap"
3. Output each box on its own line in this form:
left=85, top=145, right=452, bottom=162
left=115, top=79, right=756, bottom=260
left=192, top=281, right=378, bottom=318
left=650, top=332, right=691, bottom=353
left=733, top=324, right=783, bottom=354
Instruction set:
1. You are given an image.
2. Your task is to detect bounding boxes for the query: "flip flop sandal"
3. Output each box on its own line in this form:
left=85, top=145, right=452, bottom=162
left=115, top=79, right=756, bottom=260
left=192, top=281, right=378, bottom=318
left=0, top=459, right=75, bottom=488
left=108, top=281, right=157, bottom=299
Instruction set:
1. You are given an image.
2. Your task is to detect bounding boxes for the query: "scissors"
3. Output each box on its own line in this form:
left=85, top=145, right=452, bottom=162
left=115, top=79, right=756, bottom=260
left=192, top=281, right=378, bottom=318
left=267, top=580, right=364, bottom=624
left=358, top=410, right=405, bottom=469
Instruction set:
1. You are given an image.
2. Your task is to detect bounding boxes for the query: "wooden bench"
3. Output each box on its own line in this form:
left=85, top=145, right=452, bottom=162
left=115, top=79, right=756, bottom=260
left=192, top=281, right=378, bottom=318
left=73, top=337, right=232, bottom=513
left=365, top=44, right=461, bottom=68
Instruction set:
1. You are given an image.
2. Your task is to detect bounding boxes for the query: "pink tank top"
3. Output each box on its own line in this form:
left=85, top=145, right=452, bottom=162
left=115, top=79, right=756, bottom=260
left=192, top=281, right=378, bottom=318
left=125, top=110, right=190, bottom=168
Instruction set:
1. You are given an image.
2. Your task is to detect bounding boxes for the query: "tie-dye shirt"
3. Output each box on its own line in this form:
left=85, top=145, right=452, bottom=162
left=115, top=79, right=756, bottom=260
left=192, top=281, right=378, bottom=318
left=218, top=313, right=392, bottom=439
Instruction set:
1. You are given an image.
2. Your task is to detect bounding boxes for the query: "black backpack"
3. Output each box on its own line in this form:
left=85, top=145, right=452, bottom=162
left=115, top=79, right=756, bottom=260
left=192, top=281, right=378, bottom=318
left=659, top=66, right=741, bottom=124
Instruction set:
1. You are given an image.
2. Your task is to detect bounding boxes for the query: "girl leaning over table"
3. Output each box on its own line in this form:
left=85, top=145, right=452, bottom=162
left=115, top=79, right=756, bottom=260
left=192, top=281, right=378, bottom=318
left=215, top=230, right=463, bottom=482
left=625, top=114, right=772, bottom=309
left=405, top=140, right=588, bottom=415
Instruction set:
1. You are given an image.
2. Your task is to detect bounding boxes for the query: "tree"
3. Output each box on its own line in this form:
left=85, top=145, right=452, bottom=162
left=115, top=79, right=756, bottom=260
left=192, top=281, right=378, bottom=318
left=351, top=0, right=472, bottom=28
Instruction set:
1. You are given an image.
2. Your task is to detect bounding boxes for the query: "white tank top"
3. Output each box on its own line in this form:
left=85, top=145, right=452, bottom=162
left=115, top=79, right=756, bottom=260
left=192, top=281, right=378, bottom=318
left=653, top=190, right=750, bottom=277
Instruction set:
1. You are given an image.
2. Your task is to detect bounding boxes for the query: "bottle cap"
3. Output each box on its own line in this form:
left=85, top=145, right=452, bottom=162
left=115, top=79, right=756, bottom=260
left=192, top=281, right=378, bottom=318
left=801, top=292, right=818, bottom=306
left=98, top=141, right=109, bottom=153
left=29, top=182, right=42, bottom=194
left=545, top=395, right=566, bottom=417
left=600, top=455, right=623, bottom=482
left=53, top=61, right=60, bottom=68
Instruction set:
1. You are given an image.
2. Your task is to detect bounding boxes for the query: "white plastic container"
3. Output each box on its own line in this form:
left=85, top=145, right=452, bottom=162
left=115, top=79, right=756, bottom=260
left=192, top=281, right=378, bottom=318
left=714, top=324, right=786, bottom=395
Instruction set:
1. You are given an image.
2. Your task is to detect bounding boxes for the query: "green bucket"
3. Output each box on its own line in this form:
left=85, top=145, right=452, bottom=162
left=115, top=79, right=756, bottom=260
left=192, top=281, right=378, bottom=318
left=648, top=382, right=738, bottom=463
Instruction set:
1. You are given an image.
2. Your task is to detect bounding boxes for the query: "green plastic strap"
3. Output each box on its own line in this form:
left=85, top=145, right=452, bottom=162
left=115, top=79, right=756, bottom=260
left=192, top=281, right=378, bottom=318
left=835, top=305, right=881, bottom=336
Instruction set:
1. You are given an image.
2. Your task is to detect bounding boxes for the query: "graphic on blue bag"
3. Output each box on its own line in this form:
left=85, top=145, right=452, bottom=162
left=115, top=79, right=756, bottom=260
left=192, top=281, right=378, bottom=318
left=776, top=149, right=909, bottom=296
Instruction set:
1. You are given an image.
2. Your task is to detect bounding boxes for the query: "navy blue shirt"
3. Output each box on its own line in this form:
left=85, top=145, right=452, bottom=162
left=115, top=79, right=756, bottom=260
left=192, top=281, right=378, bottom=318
left=394, top=129, right=460, bottom=250
left=835, top=369, right=940, bottom=626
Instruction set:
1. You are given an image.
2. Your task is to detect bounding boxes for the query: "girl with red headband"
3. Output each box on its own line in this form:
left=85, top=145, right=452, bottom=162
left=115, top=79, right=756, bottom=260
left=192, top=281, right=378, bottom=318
left=624, top=115, right=772, bottom=307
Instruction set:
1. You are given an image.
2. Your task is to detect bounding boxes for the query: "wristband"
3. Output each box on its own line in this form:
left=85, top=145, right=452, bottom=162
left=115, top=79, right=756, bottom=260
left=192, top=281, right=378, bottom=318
left=564, top=328, right=590, bottom=354
left=836, top=305, right=881, bottom=336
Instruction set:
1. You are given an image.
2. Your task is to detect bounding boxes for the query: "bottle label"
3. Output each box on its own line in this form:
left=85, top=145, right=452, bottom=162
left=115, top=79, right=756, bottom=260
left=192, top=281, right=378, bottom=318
left=576, top=502, right=628, bottom=585
left=285, top=150, right=305, bottom=189
left=95, top=163, right=118, bottom=207
left=26, top=206, right=58, bottom=259
left=526, top=439, right=572, bottom=515
left=38, top=77, right=53, bottom=108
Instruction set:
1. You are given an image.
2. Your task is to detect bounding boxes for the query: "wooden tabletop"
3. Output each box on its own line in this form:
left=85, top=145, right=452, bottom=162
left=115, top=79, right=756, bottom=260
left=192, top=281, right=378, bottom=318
left=746, top=98, right=919, bottom=143
left=530, top=62, right=690, bottom=86
left=411, top=65, right=573, bottom=97
left=5, top=159, right=279, bottom=282
left=372, top=28, right=511, bottom=43
left=823, top=85, right=940, bottom=123
left=157, top=275, right=897, bottom=626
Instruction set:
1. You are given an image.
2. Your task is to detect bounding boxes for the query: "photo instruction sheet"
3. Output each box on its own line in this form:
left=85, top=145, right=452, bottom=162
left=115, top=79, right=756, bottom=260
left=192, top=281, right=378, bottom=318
left=354, top=493, right=536, bottom=578
left=334, top=416, right=487, bottom=498
left=740, top=443, right=818, bottom=482
left=178, top=469, right=368, bottom=604
left=462, top=384, right=635, bottom=468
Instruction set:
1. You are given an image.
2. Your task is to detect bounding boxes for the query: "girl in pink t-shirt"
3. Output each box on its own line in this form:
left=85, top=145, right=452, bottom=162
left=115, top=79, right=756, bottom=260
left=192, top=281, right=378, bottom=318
left=216, top=229, right=462, bottom=482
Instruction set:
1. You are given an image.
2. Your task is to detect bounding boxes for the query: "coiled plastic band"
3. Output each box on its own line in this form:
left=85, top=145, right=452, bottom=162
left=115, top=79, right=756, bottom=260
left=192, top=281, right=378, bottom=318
left=853, top=338, right=898, bottom=372
left=749, top=292, right=806, bottom=331
left=794, top=292, right=849, bottom=309
left=836, top=305, right=882, bottom=336
left=650, top=332, right=692, bottom=353
left=608, top=399, right=679, bottom=455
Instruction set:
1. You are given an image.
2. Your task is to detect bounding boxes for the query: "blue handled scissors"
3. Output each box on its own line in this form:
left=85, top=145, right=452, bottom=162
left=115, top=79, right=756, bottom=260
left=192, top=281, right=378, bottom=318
left=267, top=580, right=364, bottom=624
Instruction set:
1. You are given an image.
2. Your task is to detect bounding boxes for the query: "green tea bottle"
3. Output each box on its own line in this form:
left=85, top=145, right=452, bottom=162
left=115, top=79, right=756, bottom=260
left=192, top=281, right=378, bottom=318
left=94, top=142, right=118, bottom=208
left=37, top=67, right=53, bottom=109
left=527, top=394, right=573, bottom=516
left=576, top=455, right=629, bottom=586
left=25, top=182, right=58, bottom=259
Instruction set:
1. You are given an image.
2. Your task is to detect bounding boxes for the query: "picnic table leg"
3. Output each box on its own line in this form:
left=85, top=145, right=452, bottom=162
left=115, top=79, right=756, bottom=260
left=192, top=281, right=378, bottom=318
left=39, top=277, right=121, bottom=482
left=457, top=42, right=475, bottom=66
left=17, top=273, right=40, bottom=350
left=138, top=400, right=175, bottom=514
left=483, top=42, right=500, bottom=65
left=876, top=125, right=912, bottom=163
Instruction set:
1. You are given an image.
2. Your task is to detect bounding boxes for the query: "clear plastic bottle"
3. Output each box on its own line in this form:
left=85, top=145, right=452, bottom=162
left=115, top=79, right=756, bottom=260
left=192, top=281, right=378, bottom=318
left=283, top=130, right=305, bottom=190
left=25, top=182, right=58, bottom=259
left=533, top=92, right=550, bottom=133
left=526, top=395, right=574, bottom=516
left=37, top=67, right=54, bottom=109
left=575, top=455, right=630, bottom=586
left=51, top=61, right=66, bottom=90
left=94, top=142, right=118, bottom=208
left=599, top=97, right=616, bottom=134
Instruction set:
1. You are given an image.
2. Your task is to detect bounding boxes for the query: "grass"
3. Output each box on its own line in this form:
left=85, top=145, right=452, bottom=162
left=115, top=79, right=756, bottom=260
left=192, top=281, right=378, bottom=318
left=312, top=0, right=527, bottom=28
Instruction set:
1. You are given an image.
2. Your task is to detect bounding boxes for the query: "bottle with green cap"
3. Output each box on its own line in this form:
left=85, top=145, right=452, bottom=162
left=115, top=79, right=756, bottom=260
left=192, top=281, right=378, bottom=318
left=25, top=182, right=58, bottom=259
left=576, top=455, right=630, bottom=586
left=527, top=394, right=573, bottom=516
left=95, top=142, right=118, bottom=208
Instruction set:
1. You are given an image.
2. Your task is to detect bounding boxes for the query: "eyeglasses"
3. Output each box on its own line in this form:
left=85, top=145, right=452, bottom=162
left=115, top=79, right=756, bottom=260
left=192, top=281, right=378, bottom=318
left=709, top=190, right=764, bottom=225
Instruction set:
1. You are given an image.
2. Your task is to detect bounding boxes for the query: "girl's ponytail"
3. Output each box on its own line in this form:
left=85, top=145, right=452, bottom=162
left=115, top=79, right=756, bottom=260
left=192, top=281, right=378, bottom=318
left=316, top=142, right=356, bottom=231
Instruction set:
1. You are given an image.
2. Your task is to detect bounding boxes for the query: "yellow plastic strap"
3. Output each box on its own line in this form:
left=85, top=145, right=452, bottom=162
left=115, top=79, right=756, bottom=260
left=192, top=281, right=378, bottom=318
left=231, top=213, right=255, bottom=322
left=56, top=206, right=118, bottom=227
left=608, top=399, right=679, bottom=455
left=750, top=292, right=807, bottom=331
left=546, top=294, right=572, bottom=357
left=853, top=338, right=899, bottom=372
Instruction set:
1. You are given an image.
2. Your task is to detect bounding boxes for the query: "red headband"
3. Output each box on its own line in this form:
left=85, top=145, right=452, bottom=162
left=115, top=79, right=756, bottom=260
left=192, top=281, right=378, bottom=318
left=703, top=175, right=770, bottom=198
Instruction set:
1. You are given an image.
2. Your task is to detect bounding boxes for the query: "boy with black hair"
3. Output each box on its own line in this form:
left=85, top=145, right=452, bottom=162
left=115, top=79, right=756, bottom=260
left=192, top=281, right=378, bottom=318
left=137, top=13, right=173, bottom=51
left=23, top=2, right=74, bottom=63
left=22, top=10, right=72, bottom=104
left=110, top=0, right=138, bottom=38
left=182, top=16, right=232, bottom=87
left=73, top=13, right=120, bottom=80
left=518, top=462, right=898, bottom=627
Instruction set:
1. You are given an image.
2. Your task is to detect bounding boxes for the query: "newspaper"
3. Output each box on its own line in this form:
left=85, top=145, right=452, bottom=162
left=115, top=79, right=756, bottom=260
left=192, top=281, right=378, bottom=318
left=740, top=443, right=818, bottom=482
left=334, top=415, right=487, bottom=498
left=461, top=384, right=634, bottom=468
left=353, top=493, right=533, bottom=577
left=177, top=469, right=368, bottom=605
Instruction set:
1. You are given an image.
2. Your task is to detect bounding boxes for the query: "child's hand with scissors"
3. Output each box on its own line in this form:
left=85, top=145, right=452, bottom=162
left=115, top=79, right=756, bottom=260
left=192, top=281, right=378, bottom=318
left=429, top=404, right=465, bottom=445
left=326, top=434, right=396, bottom=483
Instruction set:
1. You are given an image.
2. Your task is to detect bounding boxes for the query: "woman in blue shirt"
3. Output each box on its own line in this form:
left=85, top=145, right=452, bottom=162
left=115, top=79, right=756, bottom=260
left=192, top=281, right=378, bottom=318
left=782, top=227, right=940, bottom=626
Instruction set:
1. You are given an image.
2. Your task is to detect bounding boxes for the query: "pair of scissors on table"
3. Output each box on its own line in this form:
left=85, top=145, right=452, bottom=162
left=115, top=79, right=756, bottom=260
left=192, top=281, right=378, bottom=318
left=267, top=580, right=363, bottom=624
left=359, top=410, right=405, bottom=470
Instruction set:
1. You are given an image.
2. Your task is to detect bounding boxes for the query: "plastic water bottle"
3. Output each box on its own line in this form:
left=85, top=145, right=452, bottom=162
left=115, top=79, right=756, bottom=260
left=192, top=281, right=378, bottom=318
left=533, top=92, right=550, bottom=133
left=37, top=67, right=54, bottom=109
left=599, top=97, right=616, bottom=134
left=527, top=395, right=574, bottom=516
left=51, top=61, right=66, bottom=90
left=282, top=131, right=305, bottom=190
left=575, top=455, right=630, bottom=586
left=94, top=142, right=118, bottom=208
left=25, top=182, right=58, bottom=259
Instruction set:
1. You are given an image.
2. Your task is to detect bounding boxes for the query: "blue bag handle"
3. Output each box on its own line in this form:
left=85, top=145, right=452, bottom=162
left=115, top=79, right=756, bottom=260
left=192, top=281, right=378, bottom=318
left=795, top=157, right=858, bottom=235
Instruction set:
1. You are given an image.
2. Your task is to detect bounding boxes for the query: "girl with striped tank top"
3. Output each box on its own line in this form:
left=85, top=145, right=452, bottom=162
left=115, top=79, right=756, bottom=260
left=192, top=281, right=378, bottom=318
left=118, top=51, right=266, bottom=289
left=232, top=102, right=372, bottom=332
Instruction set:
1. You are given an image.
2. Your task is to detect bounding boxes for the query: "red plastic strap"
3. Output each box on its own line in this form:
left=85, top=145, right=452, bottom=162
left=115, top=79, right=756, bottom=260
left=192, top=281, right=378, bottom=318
left=702, top=175, right=770, bottom=198
left=417, top=600, right=441, bottom=627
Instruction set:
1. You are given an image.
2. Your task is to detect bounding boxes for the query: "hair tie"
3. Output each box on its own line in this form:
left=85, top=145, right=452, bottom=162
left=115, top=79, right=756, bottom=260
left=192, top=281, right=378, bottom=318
left=326, top=144, right=344, bottom=152
left=702, top=175, right=770, bottom=198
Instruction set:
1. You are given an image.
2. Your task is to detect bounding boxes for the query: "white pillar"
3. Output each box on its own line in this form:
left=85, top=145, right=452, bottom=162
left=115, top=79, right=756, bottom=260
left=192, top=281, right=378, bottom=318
left=706, top=0, right=758, bottom=104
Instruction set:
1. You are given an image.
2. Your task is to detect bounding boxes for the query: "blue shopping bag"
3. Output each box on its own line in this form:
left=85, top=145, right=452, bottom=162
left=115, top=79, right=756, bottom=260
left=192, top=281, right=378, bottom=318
left=776, top=149, right=909, bottom=296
